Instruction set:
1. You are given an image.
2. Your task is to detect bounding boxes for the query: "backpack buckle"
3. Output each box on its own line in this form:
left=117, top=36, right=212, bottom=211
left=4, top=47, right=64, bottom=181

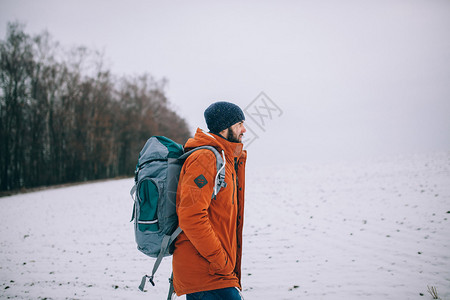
left=138, top=274, right=155, bottom=292
left=134, top=169, right=139, bottom=183
left=149, top=275, right=155, bottom=286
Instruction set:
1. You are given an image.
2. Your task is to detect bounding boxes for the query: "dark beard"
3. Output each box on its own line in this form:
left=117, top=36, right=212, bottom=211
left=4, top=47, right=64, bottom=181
left=226, top=127, right=241, bottom=143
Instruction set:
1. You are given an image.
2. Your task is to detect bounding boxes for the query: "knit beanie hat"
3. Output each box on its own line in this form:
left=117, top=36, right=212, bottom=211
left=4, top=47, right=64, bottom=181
left=204, top=101, right=245, bottom=134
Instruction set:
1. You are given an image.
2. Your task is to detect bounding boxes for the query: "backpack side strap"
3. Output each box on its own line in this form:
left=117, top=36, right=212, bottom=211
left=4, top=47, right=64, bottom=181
left=167, top=272, right=175, bottom=300
left=139, top=227, right=183, bottom=291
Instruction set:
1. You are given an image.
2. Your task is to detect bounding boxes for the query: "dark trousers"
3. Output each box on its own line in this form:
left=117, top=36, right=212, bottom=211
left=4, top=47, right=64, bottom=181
left=186, top=287, right=243, bottom=300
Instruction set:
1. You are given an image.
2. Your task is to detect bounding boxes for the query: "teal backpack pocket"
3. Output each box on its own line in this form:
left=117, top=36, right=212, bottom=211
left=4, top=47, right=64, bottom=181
left=137, top=178, right=160, bottom=232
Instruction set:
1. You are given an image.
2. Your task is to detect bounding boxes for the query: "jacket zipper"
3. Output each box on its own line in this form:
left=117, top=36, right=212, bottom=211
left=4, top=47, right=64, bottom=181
left=234, top=158, right=241, bottom=253
left=232, top=173, right=235, bottom=205
left=234, top=158, right=239, bottom=195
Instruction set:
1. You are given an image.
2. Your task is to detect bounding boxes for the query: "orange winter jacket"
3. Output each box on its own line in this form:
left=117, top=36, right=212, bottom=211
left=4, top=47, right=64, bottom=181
left=172, top=128, right=247, bottom=296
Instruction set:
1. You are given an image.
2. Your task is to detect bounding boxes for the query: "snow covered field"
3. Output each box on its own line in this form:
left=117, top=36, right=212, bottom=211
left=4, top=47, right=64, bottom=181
left=1, top=151, right=449, bottom=299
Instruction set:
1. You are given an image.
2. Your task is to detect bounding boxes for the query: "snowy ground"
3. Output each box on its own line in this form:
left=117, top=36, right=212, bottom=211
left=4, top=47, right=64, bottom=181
left=1, top=151, right=449, bottom=299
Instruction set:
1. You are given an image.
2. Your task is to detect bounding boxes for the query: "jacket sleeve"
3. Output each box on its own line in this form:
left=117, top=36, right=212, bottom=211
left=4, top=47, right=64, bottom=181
left=177, top=150, right=229, bottom=273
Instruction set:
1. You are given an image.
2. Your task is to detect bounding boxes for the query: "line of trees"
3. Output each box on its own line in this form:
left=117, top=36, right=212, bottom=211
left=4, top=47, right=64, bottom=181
left=0, top=22, right=191, bottom=192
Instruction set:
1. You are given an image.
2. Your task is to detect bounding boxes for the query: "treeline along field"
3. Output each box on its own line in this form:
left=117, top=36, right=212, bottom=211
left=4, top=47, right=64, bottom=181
left=0, top=22, right=191, bottom=192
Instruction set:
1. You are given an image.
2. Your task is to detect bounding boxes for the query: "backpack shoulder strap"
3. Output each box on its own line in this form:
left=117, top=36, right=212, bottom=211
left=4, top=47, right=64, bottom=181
left=179, top=146, right=227, bottom=199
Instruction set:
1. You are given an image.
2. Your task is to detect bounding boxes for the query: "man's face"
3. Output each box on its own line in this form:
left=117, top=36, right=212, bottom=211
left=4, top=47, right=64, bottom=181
left=226, top=121, right=246, bottom=143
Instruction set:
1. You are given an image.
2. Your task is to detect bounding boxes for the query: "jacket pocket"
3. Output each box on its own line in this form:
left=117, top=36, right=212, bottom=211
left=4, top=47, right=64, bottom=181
left=208, top=250, right=234, bottom=276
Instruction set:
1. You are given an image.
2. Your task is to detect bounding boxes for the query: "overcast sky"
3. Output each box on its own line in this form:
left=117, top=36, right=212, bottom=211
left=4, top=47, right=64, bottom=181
left=1, top=0, right=449, bottom=164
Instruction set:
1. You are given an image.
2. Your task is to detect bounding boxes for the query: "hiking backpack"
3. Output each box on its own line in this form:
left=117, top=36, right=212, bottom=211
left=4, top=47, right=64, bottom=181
left=129, top=136, right=227, bottom=297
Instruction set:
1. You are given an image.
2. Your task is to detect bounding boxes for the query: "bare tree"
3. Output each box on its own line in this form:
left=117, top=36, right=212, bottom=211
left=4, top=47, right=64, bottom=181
left=0, top=22, right=191, bottom=192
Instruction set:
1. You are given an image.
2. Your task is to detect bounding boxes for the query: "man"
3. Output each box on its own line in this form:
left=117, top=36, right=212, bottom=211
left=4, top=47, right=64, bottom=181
left=173, top=101, right=247, bottom=299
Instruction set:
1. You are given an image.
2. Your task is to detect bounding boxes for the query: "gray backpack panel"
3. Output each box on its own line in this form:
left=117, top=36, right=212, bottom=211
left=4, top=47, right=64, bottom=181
left=132, top=137, right=183, bottom=258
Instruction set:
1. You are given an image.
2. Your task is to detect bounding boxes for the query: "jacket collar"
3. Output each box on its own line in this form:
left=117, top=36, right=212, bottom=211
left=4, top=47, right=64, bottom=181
left=185, top=128, right=244, bottom=160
